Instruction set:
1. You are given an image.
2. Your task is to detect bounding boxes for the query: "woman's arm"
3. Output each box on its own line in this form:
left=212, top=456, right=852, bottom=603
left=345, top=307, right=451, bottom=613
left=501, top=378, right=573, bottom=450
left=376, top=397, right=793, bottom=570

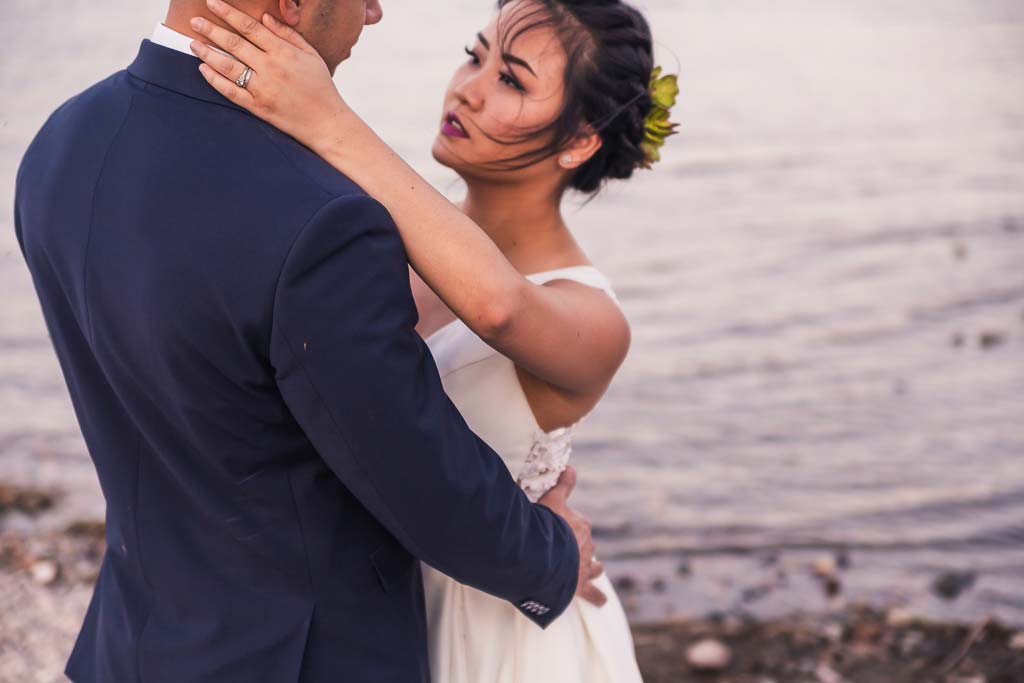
left=188, top=1, right=630, bottom=395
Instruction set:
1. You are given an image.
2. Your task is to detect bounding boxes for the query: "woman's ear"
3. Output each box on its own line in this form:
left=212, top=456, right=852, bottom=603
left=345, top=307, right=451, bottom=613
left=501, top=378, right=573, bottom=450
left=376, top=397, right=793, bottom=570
left=558, top=127, right=603, bottom=170
left=278, top=0, right=301, bottom=26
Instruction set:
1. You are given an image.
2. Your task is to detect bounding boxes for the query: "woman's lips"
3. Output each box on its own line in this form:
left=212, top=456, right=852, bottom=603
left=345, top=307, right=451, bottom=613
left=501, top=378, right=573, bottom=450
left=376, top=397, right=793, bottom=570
left=441, top=112, right=471, bottom=139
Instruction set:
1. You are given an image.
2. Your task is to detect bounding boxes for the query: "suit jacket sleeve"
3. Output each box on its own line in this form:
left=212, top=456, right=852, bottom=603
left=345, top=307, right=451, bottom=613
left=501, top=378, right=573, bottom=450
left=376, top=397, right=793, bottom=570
left=269, top=193, right=580, bottom=628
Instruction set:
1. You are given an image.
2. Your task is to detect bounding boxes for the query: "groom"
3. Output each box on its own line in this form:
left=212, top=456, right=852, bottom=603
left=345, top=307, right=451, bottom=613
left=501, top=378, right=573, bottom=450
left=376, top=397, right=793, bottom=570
left=13, top=0, right=604, bottom=681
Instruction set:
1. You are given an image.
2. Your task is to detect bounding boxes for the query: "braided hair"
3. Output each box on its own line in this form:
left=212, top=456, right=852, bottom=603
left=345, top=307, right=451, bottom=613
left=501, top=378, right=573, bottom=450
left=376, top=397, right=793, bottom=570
left=488, top=0, right=656, bottom=194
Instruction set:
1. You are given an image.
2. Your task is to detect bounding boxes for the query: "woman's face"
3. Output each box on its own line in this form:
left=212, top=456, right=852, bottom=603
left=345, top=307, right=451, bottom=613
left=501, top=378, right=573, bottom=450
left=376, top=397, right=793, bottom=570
left=431, top=1, right=569, bottom=183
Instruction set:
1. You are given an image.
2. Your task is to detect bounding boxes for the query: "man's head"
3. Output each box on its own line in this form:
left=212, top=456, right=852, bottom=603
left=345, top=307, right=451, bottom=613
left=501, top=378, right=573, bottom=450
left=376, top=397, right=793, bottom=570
left=168, top=0, right=383, bottom=72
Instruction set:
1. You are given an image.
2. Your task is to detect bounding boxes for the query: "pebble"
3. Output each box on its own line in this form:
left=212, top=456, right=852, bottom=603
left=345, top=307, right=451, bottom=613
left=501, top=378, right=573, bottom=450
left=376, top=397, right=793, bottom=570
left=650, top=577, right=667, bottom=593
left=900, top=630, right=925, bottom=655
left=931, top=570, right=977, bottom=600
left=822, top=621, right=844, bottom=643
left=815, top=663, right=844, bottom=683
left=0, top=484, right=55, bottom=515
left=741, top=583, right=773, bottom=603
left=1009, top=631, right=1024, bottom=650
left=685, top=637, right=732, bottom=671
left=978, top=331, right=1005, bottom=349
left=614, top=575, right=638, bottom=592
left=886, top=607, right=914, bottom=627
left=951, top=331, right=966, bottom=347
left=813, top=555, right=838, bottom=579
left=676, top=558, right=692, bottom=576
left=30, top=559, right=59, bottom=585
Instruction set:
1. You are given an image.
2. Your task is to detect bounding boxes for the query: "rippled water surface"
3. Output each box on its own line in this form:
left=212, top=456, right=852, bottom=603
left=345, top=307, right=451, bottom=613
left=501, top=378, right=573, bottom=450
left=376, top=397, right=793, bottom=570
left=1, top=0, right=1022, bottom=625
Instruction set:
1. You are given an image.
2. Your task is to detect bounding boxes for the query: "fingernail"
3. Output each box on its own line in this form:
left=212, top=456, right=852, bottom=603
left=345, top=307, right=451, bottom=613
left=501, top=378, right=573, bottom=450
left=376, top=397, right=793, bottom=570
left=189, top=40, right=201, bottom=53
left=207, top=0, right=223, bottom=9
left=190, top=17, right=205, bottom=31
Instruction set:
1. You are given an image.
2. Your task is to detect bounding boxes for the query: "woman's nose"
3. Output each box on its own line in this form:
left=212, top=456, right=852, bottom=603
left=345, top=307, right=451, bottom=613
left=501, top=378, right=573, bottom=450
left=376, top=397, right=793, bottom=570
left=453, top=73, right=486, bottom=112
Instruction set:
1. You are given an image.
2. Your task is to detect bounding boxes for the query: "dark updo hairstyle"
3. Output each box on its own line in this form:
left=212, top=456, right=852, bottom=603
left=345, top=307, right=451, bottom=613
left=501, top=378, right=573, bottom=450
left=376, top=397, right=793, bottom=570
left=486, top=0, right=656, bottom=194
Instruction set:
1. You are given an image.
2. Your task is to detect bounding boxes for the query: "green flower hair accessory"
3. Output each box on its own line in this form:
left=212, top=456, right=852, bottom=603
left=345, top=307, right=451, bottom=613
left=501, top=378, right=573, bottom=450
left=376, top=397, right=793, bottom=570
left=639, top=67, right=680, bottom=169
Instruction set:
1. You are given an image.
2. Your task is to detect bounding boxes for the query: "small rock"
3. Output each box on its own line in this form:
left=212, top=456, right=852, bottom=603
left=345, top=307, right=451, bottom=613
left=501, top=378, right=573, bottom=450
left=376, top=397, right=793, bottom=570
left=1004, top=216, right=1020, bottom=232
left=886, top=607, right=914, bottom=627
left=614, top=575, right=638, bottom=592
left=900, top=630, right=925, bottom=655
left=931, top=570, right=977, bottom=600
left=978, top=331, right=1005, bottom=349
left=951, top=331, right=966, bottom=347
left=835, top=548, right=851, bottom=570
left=685, top=638, right=732, bottom=672
left=813, top=555, right=837, bottom=579
left=741, top=583, right=773, bottom=603
left=676, top=558, right=692, bottom=577
left=0, top=483, right=56, bottom=515
left=1009, top=631, right=1024, bottom=650
left=815, top=663, right=843, bottom=683
left=650, top=577, right=667, bottom=593
left=30, top=559, right=60, bottom=585
left=822, top=621, right=844, bottom=643
left=66, top=519, right=106, bottom=538
left=953, top=242, right=968, bottom=260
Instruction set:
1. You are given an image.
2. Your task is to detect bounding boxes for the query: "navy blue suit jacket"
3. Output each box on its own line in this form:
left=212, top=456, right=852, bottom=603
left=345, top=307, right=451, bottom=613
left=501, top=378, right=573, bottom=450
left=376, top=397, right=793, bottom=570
left=14, top=40, right=579, bottom=682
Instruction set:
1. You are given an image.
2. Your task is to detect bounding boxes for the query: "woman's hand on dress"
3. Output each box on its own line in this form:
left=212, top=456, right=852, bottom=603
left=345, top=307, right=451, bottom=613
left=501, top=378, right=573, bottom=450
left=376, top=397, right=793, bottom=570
left=188, top=0, right=349, bottom=147
left=538, top=466, right=608, bottom=608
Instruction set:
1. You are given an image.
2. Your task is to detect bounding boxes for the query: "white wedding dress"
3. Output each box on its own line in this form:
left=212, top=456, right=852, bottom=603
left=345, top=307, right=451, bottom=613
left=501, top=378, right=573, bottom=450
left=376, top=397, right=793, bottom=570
left=421, top=265, right=644, bottom=683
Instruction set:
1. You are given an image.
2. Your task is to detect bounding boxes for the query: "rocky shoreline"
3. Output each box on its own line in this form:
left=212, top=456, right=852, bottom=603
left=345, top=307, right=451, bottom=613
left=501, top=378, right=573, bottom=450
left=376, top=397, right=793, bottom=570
left=2, top=482, right=1022, bottom=683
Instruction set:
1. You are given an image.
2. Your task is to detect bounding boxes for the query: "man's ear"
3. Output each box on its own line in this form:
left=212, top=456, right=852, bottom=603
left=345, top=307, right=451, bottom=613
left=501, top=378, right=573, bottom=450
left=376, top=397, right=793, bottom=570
left=278, top=0, right=301, bottom=26
left=559, top=127, right=603, bottom=170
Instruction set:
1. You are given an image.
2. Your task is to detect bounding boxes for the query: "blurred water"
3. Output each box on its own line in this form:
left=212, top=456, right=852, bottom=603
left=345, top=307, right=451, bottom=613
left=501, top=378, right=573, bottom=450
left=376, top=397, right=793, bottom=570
left=1, top=0, right=1023, bottom=626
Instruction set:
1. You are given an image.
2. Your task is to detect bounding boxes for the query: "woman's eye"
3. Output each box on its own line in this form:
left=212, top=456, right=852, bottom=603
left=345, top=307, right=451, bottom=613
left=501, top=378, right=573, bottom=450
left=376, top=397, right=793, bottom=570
left=499, top=72, right=525, bottom=92
left=463, top=46, right=480, bottom=65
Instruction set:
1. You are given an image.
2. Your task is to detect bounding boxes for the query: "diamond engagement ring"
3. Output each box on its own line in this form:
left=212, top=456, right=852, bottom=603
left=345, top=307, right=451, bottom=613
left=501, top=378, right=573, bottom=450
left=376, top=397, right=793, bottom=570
left=236, top=66, right=253, bottom=89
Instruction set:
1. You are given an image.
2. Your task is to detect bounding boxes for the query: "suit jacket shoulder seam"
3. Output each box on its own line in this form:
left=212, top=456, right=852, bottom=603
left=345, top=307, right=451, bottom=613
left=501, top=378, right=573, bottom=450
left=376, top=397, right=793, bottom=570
left=84, top=93, right=136, bottom=345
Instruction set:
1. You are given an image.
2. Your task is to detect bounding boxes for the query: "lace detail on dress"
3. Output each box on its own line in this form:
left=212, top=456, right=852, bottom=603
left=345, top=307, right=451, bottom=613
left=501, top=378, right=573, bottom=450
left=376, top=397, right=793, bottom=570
left=516, top=422, right=579, bottom=503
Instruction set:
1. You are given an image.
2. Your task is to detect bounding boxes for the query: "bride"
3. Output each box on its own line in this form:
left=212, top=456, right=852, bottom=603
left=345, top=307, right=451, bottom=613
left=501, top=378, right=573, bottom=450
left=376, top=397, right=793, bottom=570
left=187, top=0, right=677, bottom=680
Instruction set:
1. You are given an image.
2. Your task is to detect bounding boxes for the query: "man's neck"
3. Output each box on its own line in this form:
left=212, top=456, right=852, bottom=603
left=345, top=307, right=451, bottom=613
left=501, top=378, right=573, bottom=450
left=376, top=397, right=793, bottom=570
left=163, top=3, right=227, bottom=43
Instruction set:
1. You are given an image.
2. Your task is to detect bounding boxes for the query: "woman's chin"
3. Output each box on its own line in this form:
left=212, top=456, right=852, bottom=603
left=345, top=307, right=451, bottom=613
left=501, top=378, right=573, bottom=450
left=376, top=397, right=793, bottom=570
left=431, top=137, right=466, bottom=171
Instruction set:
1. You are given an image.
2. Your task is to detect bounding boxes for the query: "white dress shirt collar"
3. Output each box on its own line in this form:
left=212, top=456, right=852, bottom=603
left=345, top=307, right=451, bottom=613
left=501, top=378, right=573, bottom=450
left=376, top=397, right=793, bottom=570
left=151, top=23, right=230, bottom=58
left=150, top=23, right=199, bottom=57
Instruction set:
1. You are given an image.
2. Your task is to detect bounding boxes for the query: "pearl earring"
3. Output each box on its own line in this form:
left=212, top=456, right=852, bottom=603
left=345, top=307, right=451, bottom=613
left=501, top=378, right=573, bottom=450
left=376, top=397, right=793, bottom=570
left=561, top=154, right=573, bottom=166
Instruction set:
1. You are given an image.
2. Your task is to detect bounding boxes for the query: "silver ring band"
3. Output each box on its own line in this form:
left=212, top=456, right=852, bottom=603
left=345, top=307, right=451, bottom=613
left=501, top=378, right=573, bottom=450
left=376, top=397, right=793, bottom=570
left=236, top=66, right=253, bottom=89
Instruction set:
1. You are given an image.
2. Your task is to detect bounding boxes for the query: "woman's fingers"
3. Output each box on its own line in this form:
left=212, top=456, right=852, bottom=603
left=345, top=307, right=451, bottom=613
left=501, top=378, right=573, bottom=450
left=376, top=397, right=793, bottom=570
left=204, top=0, right=279, bottom=53
left=189, top=40, right=252, bottom=88
left=197, top=63, right=255, bottom=110
left=189, top=16, right=262, bottom=66
left=261, top=13, right=318, bottom=54
left=579, top=581, right=608, bottom=607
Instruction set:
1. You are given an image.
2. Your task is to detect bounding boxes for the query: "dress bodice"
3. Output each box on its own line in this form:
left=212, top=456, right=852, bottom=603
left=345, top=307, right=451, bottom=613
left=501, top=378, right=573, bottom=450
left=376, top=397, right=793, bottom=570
left=424, top=265, right=620, bottom=502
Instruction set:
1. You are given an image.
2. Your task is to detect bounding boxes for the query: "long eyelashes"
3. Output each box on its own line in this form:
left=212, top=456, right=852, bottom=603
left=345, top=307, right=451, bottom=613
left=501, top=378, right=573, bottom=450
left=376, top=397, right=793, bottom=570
left=462, top=45, right=525, bottom=93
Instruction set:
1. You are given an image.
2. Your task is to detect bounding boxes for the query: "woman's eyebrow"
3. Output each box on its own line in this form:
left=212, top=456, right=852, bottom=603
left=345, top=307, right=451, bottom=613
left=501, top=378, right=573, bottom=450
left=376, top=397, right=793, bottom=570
left=477, top=32, right=537, bottom=78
